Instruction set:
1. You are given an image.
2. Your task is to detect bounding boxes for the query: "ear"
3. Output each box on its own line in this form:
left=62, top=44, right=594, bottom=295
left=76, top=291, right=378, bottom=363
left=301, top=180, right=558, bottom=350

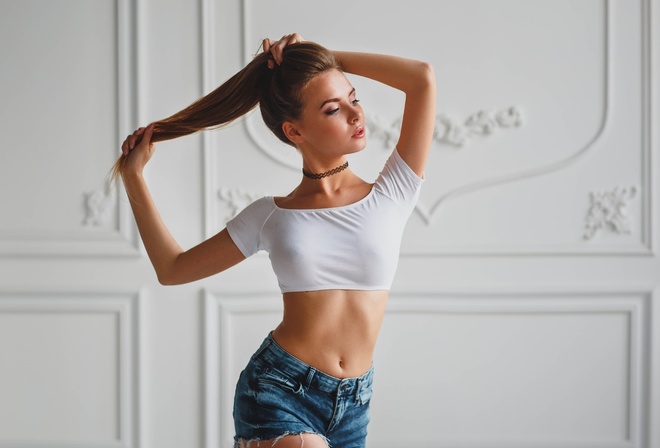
left=282, top=121, right=304, bottom=144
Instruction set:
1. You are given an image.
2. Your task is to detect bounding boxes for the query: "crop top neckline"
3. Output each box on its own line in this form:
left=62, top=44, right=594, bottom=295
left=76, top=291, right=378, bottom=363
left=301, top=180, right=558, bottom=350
left=270, top=185, right=376, bottom=213
left=225, top=147, right=423, bottom=293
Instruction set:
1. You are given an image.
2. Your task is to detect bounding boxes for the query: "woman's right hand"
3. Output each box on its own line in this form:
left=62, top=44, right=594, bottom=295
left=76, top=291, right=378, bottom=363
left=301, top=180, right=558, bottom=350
left=262, top=33, right=305, bottom=67
left=120, top=123, right=156, bottom=177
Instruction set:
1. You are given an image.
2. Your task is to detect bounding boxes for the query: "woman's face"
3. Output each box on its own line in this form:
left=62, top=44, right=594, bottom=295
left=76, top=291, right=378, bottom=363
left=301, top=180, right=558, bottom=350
left=290, top=69, right=366, bottom=160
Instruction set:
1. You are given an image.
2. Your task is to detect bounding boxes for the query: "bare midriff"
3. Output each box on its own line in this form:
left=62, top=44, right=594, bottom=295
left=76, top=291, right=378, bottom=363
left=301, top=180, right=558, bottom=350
left=271, top=289, right=388, bottom=379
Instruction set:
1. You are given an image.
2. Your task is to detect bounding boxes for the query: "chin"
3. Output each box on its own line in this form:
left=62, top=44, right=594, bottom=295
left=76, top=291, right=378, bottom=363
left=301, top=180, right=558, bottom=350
left=351, top=139, right=368, bottom=154
left=346, top=146, right=366, bottom=156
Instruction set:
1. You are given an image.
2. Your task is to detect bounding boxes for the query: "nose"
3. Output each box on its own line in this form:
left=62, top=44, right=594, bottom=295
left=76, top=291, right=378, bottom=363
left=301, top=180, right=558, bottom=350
left=350, top=105, right=362, bottom=123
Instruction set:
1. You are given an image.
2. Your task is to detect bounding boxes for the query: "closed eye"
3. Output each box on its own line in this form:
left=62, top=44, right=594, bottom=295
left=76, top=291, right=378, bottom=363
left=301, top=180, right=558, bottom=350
left=324, top=99, right=360, bottom=116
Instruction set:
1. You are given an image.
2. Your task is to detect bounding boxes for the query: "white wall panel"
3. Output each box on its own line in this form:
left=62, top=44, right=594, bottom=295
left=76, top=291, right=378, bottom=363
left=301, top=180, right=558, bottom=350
left=204, top=288, right=652, bottom=448
left=0, top=292, right=143, bottom=448
left=204, top=292, right=283, bottom=448
left=371, top=291, right=650, bottom=448
left=207, top=0, right=654, bottom=256
left=0, top=0, right=658, bottom=447
left=0, top=0, right=138, bottom=256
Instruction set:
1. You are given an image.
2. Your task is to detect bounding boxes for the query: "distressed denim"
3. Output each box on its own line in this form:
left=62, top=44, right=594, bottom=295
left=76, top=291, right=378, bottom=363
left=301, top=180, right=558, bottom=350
left=233, top=332, right=374, bottom=448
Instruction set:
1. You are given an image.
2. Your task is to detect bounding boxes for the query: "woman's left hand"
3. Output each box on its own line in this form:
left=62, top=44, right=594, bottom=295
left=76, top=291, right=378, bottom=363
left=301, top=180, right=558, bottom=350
left=120, top=123, right=156, bottom=176
left=262, top=33, right=305, bottom=67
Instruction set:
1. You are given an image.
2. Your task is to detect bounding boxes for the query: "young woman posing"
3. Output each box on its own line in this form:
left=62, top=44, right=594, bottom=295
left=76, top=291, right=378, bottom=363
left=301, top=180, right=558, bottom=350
left=116, top=33, right=436, bottom=448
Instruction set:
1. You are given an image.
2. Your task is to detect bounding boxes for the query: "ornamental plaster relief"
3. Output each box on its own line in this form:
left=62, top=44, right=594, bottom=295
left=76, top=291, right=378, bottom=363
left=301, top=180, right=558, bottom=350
left=218, top=187, right=263, bottom=222
left=366, top=106, right=524, bottom=149
left=583, top=185, right=638, bottom=241
left=83, top=188, right=115, bottom=227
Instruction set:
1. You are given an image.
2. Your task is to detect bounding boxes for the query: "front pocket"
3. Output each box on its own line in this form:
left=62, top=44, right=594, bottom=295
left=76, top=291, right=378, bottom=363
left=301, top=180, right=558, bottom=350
left=258, top=367, right=304, bottom=395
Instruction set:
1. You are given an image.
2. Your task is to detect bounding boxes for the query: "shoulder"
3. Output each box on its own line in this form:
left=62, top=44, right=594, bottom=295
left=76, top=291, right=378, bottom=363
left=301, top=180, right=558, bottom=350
left=225, top=196, right=276, bottom=257
left=234, top=196, right=276, bottom=217
left=373, top=147, right=424, bottom=202
left=227, top=196, right=277, bottom=228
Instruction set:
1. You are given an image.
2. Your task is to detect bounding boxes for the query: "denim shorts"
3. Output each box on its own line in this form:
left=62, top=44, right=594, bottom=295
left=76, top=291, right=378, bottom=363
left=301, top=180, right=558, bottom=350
left=233, top=332, right=374, bottom=448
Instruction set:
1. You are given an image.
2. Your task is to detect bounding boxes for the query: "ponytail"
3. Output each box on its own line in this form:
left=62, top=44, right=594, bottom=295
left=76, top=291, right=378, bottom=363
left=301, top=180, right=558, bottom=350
left=110, top=41, right=338, bottom=182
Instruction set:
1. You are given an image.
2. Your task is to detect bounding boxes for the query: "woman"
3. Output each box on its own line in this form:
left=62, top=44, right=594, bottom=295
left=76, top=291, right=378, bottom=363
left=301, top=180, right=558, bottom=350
left=116, top=33, right=435, bottom=448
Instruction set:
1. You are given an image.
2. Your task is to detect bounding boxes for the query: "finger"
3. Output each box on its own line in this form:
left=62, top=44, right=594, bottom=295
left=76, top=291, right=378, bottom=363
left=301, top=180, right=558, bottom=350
left=131, top=126, right=150, bottom=149
left=271, top=33, right=303, bottom=64
left=271, top=39, right=287, bottom=64
left=269, top=42, right=280, bottom=63
left=262, top=38, right=271, bottom=53
left=287, top=33, right=303, bottom=44
left=128, top=134, right=139, bottom=150
left=125, top=128, right=139, bottom=151
left=140, top=123, right=156, bottom=147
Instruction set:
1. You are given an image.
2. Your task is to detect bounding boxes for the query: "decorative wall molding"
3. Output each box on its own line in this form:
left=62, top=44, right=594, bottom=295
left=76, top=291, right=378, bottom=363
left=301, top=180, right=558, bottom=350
left=204, top=292, right=283, bottom=448
left=83, top=188, right=116, bottom=227
left=204, top=287, right=652, bottom=448
left=201, top=0, right=218, bottom=240
left=0, top=0, right=139, bottom=257
left=218, top=187, right=262, bottom=222
left=583, top=185, right=638, bottom=240
left=412, top=1, right=612, bottom=228
left=0, top=290, right=144, bottom=448
left=366, top=106, right=524, bottom=149
left=364, top=115, right=402, bottom=150
left=436, top=106, right=524, bottom=147
left=241, top=1, right=613, bottom=226
left=203, top=0, right=656, bottom=256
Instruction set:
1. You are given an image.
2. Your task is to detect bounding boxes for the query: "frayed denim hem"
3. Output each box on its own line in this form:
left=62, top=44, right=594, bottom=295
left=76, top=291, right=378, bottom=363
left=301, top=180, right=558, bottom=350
left=234, top=431, right=331, bottom=448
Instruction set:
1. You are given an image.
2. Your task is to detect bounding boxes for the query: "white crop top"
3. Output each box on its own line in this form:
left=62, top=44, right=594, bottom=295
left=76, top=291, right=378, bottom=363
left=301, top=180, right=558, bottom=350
left=226, top=148, right=423, bottom=293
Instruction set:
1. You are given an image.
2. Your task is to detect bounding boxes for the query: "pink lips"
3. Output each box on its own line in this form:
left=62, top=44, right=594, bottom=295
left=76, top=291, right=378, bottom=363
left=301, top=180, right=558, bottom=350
left=352, top=126, right=365, bottom=138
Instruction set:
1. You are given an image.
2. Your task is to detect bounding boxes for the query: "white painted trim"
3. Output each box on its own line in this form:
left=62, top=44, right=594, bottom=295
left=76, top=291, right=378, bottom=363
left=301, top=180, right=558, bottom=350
left=214, top=0, right=656, bottom=257
left=204, top=291, right=281, bottom=448
left=0, top=0, right=140, bottom=257
left=649, top=285, right=660, bottom=448
left=0, top=291, right=144, bottom=448
left=200, top=0, right=216, bottom=240
left=0, top=290, right=144, bottom=448
left=116, top=0, right=140, bottom=256
left=640, top=0, right=656, bottom=257
left=203, top=286, right=652, bottom=448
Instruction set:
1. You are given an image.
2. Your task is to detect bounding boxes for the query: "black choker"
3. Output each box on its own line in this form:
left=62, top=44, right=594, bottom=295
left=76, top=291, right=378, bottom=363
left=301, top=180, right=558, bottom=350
left=302, top=161, right=349, bottom=179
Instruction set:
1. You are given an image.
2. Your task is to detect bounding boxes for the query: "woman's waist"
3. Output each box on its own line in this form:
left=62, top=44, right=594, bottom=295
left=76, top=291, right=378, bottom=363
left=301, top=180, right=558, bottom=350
left=252, top=331, right=375, bottom=394
left=268, top=327, right=376, bottom=380
left=273, top=290, right=388, bottom=378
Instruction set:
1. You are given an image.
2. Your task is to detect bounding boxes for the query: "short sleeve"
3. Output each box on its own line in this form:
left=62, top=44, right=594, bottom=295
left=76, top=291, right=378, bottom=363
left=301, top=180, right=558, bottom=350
left=225, top=197, right=274, bottom=258
left=373, top=147, right=424, bottom=204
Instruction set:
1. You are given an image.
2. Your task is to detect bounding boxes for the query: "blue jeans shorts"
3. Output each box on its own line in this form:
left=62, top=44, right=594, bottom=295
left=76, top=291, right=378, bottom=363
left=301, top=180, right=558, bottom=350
left=233, top=332, right=374, bottom=448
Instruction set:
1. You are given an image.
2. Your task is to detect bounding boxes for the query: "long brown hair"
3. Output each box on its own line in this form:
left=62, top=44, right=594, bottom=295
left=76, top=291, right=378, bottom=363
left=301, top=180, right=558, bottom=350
left=110, top=41, right=339, bottom=182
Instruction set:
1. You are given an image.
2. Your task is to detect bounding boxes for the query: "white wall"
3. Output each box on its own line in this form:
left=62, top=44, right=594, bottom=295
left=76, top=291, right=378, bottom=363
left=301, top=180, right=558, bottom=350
left=1, top=0, right=659, bottom=447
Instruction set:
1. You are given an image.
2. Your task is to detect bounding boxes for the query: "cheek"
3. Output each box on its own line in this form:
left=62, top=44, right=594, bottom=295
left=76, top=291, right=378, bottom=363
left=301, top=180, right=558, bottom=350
left=313, top=121, right=344, bottom=140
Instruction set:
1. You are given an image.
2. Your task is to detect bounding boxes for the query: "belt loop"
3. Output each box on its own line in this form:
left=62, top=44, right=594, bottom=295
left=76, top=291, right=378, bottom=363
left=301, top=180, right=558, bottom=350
left=305, top=367, right=316, bottom=390
left=355, top=377, right=362, bottom=402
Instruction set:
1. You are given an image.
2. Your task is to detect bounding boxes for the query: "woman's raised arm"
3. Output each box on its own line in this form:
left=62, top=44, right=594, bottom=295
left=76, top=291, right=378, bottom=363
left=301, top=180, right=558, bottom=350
left=333, top=50, right=436, bottom=177
left=120, top=125, right=245, bottom=285
left=263, top=34, right=436, bottom=176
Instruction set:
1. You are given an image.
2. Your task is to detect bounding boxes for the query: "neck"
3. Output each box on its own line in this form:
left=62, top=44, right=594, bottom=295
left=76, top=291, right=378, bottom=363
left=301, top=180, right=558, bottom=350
left=302, top=160, right=349, bottom=180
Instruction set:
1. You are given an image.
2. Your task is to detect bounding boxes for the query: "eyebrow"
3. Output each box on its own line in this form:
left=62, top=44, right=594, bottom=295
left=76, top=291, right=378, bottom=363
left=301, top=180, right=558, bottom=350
left=319, top=88, right=356, bottom=109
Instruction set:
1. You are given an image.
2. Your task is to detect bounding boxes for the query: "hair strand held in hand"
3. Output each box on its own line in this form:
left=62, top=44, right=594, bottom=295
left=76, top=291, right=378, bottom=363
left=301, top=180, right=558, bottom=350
left=110, top=41, right=339, bottom=184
